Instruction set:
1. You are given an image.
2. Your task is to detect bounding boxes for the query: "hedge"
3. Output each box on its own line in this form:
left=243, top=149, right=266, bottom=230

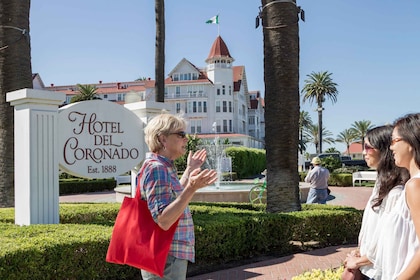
left=0, top=203, right=362, bottom=279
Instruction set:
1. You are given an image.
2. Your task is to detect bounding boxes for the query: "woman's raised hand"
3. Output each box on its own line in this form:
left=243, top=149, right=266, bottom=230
left=188, top=168, right=218, bottom=191
left=186, top=149, right=207, bottom=171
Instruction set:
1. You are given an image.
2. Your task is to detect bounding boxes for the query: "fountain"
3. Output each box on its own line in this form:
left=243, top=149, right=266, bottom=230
left=186, top=122, right=259, bottom=203
left=200, top=122, right=233, bottom=189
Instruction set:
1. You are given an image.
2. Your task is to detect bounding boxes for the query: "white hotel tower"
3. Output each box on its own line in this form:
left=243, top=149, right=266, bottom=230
left=38, top=36, right=265, bottom=148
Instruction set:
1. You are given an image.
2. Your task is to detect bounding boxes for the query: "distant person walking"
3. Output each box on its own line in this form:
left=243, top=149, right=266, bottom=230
left=305, top=157, right=330, bottom=204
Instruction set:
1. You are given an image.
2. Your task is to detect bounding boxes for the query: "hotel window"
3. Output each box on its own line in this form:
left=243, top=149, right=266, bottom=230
left=229, top=120, right=232, bottom=132
left=188, top=86, right=194, bottom=96
left=249, top=117, right=255, bottom=125
left=193, top=101, right=197, bottom=113
left=196, top=120, right=202, bottom=133
left=222, top=85, right=225, bottom=95
left=176, top=86, right=180, bottom=97
left=176, top=103, right=181, bottom=113
left=203, top=101, right=207, bottom=113
left=173, top=74, right=179, bottom=81
left=223, top=120, right=228, bottom=132
left=223, top=101, right=227, bottom=112
left=217, top=88, right=220, bottom=95
left=216, top=101, right=221, bottom=112
left=103, top=94, right=108, bottom=99
left=229, top=101, right=232, bottom=112
left=118, top=93, right=125, bottom=101
left=191, top=120, right=196, bottom=133
left=229, top=85, right=232, bottom=95
left=187, top=102, right=192, bottom=113
left=198, top=101, right=202, bottom=113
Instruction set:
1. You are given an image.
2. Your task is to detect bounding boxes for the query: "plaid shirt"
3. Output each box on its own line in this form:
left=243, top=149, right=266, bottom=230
left=139, top=152, right=195, bottom=262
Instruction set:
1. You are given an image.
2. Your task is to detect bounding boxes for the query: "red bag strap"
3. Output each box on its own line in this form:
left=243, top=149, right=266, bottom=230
left=135, top=160, right=149, bottom=200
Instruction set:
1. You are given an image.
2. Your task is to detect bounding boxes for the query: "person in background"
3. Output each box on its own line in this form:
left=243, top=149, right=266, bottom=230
left=305, top=156, right=330, bottom=204
left=374, top=113, right=420, bottom=280
left=343, top=125, right=409, bottom=280
left=139, top=112, right=218, bottom=280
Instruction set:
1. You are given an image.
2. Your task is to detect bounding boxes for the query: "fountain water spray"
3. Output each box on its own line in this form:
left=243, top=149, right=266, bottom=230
left=201, top=122, right=232, bottom=189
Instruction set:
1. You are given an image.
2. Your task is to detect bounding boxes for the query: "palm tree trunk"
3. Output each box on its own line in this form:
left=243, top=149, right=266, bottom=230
left=261, top=0, right=301, bottom=213
left=0, top=0, right=32, bottom=207
left=317, top=106, right=323, bottom=153
left=155, top=0, right=165, bottom=102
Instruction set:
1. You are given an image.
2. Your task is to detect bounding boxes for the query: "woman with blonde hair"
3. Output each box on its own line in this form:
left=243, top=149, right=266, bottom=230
left=139, top=113, right=218, bottom=280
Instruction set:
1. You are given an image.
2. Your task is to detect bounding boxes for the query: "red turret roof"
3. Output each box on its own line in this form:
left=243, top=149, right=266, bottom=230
left=206, top=36, right=233, bottom=61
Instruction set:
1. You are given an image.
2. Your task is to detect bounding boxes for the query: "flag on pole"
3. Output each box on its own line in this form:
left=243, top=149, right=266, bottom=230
left=206, top=15, right=219, bottom=24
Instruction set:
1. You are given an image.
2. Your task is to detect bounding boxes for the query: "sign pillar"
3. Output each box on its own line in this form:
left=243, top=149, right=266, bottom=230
left=124, top=100, right=170, bottom=196
left=7, top=89, right=65, bottom=225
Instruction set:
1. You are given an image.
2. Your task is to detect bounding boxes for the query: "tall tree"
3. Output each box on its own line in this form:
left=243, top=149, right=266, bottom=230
left=305, top=123, right=335, bottom=153
left=350, top=120, right=374, bottom=152
left=260, top=0, right=301, bottom=212
left=70, top=84, right=101, bottom=103
left=301, top=71, right=338, bottom=154
left=0, top=0, right=32, bottom=207
left=155, top=0, right=165, bottom=102
left=299, top=110, right=312, bottom=153
left=336, top=129, right=357, bottom=155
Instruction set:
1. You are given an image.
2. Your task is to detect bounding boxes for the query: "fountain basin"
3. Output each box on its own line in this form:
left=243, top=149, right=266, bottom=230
left=115, top=182, right=310, bottom=203
left=193, top=183, right=253, bottom=203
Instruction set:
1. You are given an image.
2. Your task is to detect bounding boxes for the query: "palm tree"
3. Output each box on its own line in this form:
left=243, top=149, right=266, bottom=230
left=155, top=0, right=165, bottom=102
left=305, top=124, right=335, bottom=153
left=301, top=71, right=338, bottom=154
left=350, top=120, right=374, bottom=152
left=70, top=84, right=101, bottom=103
left=299, top=111, right=312, bottom=153
left=0, top=1, right=32, bottom=207
left=336, top=129, right=357, bottom=155
left=260, top=0, right=301, bottom=213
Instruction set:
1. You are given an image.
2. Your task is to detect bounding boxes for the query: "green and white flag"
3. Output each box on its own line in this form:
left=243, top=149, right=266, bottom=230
left=206, top=15, right=219, bottom=24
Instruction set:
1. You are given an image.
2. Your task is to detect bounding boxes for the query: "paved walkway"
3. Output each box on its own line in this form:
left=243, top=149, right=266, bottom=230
left=59, top=186, right=372, bottom=280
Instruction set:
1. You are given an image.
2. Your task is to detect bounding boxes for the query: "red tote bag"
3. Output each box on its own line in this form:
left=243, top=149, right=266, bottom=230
left=106, top=185, right=179, bottom=277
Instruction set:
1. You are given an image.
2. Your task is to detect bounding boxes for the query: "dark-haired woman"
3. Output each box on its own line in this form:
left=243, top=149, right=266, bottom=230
left=374, top=113, right=420, bottom=279
left=343, top=125, right=409, bottom=280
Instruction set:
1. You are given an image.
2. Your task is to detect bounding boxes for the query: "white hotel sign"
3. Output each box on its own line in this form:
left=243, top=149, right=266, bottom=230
left=58, top=100, right=143, bottom=179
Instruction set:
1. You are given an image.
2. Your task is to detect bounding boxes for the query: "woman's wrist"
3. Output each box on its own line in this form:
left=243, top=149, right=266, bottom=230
left=183, top=167, right=191, bottom=177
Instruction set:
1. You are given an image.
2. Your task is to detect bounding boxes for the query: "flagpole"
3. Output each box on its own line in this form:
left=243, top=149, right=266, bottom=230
left=218, top=13, right=220, bottom=36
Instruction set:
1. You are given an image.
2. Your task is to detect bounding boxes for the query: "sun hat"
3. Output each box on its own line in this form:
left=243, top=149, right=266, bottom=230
left=311, top=157, right=321, bottom=165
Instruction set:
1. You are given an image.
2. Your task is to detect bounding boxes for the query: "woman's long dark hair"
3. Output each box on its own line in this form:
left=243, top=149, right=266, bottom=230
left=367, top=125, right=410, bottom=209
left=393, top=113, right=420, bottom=171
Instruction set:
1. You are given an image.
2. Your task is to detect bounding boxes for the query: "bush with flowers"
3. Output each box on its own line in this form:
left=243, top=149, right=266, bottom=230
left=291, top=265, right=344, bottom=280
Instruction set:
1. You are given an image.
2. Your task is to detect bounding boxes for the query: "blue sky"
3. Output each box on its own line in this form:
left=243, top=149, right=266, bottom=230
left=30, top=0, right=420, bottom=154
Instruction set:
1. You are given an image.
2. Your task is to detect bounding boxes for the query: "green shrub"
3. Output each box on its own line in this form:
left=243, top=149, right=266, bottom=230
left=0, top=203, right=361, bottom=279
left=291, top=205, right=362, bottom=248
left=328, top=173, right=353, bottom=186
left=59, top=178, right=116, bottom=195
left=225, top=147, right=266, bottom=179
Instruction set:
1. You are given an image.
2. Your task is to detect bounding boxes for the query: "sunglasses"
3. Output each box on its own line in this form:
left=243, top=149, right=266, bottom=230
left=171, top=131, right=187, bottom=139
left=391, top=137, right=403, bottom=145
left=364, top=143, right=375, bottom=152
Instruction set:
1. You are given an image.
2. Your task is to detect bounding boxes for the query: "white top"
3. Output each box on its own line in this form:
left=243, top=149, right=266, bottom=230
left=358, top=183, right=404, bottom=278
left=374, top=174, right=420, bottom=280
